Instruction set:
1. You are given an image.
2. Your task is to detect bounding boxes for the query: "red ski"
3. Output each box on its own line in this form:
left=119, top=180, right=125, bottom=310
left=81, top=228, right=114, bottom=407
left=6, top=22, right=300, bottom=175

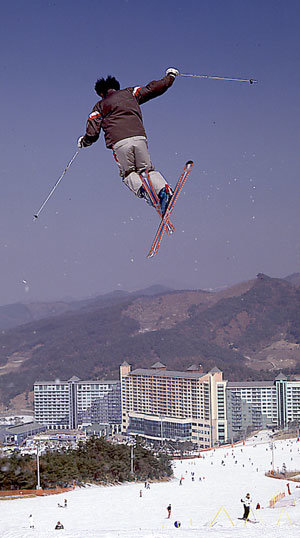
left=147, top=161, right=194, bottom=258
left=139, top=171, right=174, bottom=236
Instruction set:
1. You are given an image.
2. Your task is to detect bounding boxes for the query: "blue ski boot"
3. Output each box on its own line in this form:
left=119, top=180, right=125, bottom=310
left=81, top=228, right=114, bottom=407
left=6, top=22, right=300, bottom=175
left=138, top=186, right=154, bottom=207
left=159, top=186, right=172, bottom=216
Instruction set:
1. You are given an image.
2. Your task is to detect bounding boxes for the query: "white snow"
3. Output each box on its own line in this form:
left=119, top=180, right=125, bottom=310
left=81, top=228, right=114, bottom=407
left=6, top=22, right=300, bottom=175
left=1, top=435, right=300, bottom=537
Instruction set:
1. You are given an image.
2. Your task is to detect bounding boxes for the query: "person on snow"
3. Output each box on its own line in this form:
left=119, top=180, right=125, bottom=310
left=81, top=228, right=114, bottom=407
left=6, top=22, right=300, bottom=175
left=167, top=503, right=172, bottom=518
left=29, top=514, right=35, bottom=529
left=241, top=493, right=252, bottom=520
left=55, top=521, right=64, bottom=530
left=78, top=68, right=179, bottom=215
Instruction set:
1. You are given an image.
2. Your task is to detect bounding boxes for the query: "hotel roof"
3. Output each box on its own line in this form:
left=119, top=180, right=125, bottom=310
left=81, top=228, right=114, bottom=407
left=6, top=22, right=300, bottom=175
left=34, top=379, right=119, bottom=385
left=130, top=368, right=208, bottom=380
left=227, top=381, right=274, bottom=388
left=2, top=422, right=47, bottom=435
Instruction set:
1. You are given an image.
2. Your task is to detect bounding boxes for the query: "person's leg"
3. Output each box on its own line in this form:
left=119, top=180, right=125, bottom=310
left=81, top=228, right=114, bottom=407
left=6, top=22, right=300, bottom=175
left=112, top=137, right=154, bottom=206
left=132, top=137, right=154, bottom=175
left=112, top=138, right=142, bottom=195
left=113, top=137, right=172, bottom=214
left=133, top=138, right=173, bottom=214
left=133, top=138, right=169, bottom=195
left=242, top=505, right=248, bottom=519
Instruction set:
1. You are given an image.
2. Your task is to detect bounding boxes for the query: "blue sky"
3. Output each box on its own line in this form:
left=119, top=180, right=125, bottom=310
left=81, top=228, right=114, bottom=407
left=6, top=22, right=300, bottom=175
left=1, top=0, right=299, bottom=304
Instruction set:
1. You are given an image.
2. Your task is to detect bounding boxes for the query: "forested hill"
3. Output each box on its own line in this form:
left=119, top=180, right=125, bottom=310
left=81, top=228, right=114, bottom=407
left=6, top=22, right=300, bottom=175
left=0, top=274, right=300, bottom=408
left=0, top=286, right=173, bottom=331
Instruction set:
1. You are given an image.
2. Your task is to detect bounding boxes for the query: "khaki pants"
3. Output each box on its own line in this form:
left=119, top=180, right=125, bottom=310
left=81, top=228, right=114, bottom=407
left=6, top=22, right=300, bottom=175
left=112, top=136, right=167, bottom=196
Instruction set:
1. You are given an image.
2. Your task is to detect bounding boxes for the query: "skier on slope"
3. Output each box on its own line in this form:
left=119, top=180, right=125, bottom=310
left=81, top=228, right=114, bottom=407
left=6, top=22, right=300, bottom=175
left=240, top=493, right=252, bottom=520
left=77, top=68, right=179, bottom=215
left=29, top=514, right=35, bottom=529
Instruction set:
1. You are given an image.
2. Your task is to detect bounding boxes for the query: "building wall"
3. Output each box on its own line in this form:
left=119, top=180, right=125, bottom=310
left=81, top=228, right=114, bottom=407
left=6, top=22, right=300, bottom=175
left=227, top=383, right=276, bottom=417
left=227, top=378, right=300, bottom=435
left=120, top=365, right=227, bottom=448
left=226, top=390, right=269, bottom=441
left=34, top=379, right=121, bottom=430
left=34, top=368, right=300, bottom=439
left=34, top=383, right=70, bottom=429
left=77, top=382, right=121, bottom=425
left=0, top=423, right=47, bottom=446
left=209, top=373, right=228, bottom=445
left=286, top=380, right=300, bottom=422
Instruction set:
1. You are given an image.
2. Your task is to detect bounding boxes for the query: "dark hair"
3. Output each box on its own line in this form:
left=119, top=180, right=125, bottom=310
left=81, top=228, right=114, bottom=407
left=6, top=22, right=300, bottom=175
left=94, top=76, right=120, bottom=97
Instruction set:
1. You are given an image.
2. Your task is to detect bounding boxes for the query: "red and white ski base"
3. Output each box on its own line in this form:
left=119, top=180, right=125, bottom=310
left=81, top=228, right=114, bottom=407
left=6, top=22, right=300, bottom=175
left=147, top=161, right=194, bottom=258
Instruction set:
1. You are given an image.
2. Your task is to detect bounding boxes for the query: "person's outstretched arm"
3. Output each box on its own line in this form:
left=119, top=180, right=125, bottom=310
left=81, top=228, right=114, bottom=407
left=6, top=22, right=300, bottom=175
left=133, top=68, right=179, bottom=105
left=78, top=104, right=103, bottom=148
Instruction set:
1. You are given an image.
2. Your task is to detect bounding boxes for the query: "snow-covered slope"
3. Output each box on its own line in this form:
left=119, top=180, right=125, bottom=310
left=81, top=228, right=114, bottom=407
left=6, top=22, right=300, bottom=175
left=1, top=434, right=300, bottom=537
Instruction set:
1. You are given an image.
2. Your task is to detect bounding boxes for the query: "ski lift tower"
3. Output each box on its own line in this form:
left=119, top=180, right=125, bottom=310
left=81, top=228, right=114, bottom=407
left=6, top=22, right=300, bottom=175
left=36, top=440, right=42, bottom=489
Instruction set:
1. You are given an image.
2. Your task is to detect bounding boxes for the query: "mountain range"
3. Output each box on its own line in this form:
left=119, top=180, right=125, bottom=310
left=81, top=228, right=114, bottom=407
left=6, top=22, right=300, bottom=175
left=0, top=274, right=300, bottom=411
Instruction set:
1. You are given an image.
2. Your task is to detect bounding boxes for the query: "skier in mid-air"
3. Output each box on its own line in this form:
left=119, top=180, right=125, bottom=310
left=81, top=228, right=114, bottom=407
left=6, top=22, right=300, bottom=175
left=77, top=68, right=179, bottom=215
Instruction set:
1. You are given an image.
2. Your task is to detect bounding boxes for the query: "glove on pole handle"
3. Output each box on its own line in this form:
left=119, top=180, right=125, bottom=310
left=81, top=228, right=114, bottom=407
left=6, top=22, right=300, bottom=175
left=33, top=149, right=80, bottom=220
left=179, top=72, right=258, bottom=84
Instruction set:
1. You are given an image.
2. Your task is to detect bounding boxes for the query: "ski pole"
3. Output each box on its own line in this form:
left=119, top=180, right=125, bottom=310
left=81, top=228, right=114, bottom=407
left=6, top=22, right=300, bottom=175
left=33, top=149, right=80, bottom=220
left=179, top=72, right=257, bottom=84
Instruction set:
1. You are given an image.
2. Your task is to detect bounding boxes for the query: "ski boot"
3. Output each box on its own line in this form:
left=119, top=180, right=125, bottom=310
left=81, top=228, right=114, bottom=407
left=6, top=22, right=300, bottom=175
left=158, top=185, right=172, bottom=216
left=137, top=186, right=154, bottom=207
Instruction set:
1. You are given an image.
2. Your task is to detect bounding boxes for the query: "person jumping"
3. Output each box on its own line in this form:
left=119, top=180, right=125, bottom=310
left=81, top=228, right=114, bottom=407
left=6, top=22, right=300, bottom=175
left=77, top=68, right=179, bottom=215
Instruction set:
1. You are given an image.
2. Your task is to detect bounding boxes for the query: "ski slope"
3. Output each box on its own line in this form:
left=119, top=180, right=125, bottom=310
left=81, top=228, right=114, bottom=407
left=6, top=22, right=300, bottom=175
left=1, top=434, right=300, bottom=537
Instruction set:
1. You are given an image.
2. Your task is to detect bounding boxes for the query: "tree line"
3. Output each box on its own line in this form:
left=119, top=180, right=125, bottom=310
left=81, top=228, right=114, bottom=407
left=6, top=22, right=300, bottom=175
left=0, top=437, right=172, bottom=490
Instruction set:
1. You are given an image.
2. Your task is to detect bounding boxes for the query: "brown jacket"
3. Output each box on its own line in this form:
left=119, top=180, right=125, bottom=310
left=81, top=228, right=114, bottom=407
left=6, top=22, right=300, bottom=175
left=82, top=74, right=175, bottom=149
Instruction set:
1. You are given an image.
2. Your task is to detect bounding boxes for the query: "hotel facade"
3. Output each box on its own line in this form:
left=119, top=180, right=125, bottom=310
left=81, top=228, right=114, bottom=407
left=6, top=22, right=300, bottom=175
left=120, top=363, right=300, bottom=446
left=33, top=365, right=300, bottom=445
left=34, top=376, right=121, bottom=430
left=226, top=373, right=300, bottom=440
left=120, top=361, right=227, bottom=448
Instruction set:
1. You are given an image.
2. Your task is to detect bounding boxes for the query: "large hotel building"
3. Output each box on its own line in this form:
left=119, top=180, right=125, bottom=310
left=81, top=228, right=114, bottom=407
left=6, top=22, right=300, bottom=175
left=120, top=363, right=300, bottom=446
left=34, top=376, right=121, bottom=430
left=120, top=361, right=227, bottom=448
left=227, top=373, right=300, bottom=440
left=33, top=364, right=300, bottom=447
